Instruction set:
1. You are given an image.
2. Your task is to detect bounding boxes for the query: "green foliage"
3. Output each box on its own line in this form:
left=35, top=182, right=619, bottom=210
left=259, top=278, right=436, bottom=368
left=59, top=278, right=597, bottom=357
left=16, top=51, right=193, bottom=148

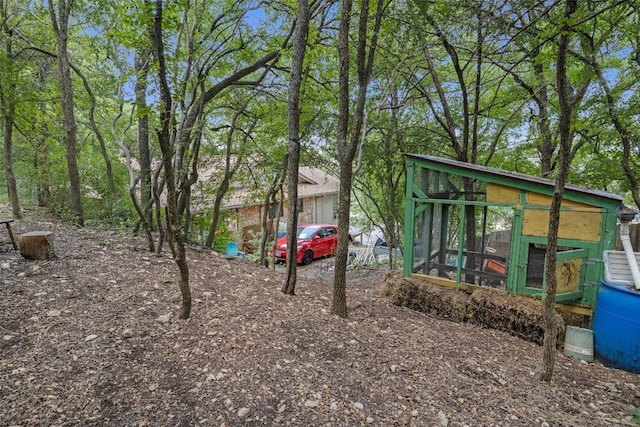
left=83, top=196, right=135, bottom=227
left=187, top=210, right=232, bottom=253
left=213, top=229, right=232, bottom=253
left=0, top=0, right=638, bottom=236
left=187, top=211, right=213, bottom=245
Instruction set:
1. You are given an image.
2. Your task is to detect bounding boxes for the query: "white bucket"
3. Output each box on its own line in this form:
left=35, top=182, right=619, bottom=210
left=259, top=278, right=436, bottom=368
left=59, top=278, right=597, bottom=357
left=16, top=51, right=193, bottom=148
left=563, top=326, right=594, bottom=362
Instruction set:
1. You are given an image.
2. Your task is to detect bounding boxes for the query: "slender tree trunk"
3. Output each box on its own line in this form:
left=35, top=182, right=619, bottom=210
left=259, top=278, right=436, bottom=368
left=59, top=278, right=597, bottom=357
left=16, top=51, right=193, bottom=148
left=49, top=0, right=83, bottom=226
left=35, top=132, right=51, bottom=209
left=260, top=184, right=276, bottom=267
left=332, top=0, right=384, bottom=317
left=205, top=178, right=231, bottom=248
left=0, top=9, right=21, bottom=219
left=2, top=105, right=20, bottom=219
left=534, top=59, right=554, bottom=178
left=204, top=109, right=249, bottom=248
left=135, top=49, right=153, bottom=227
left=332, top=0, right=354, bottom=317
left=135, top=49, right=153, bottom=224
left=260, top=154, right=288, bottom=268
left=152, top=164, right=165, bottom=256
left=260, top=176, right=280, bottom=267
left=332, top=162, right=353, bottom=315
left=35, top=61, right=52, bottom=210
left=72, top=65, right=120, bottom=201
left=148, top=0, right=191, bottom=319
left=281, top=0, right=311, bottom=295
left=538, top=0, right=577, bottom=382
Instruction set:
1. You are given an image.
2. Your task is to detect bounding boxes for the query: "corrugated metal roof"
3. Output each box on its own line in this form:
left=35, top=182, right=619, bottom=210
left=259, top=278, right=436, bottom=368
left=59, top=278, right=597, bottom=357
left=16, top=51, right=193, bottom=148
left=404, top=154, right=623, bottom=203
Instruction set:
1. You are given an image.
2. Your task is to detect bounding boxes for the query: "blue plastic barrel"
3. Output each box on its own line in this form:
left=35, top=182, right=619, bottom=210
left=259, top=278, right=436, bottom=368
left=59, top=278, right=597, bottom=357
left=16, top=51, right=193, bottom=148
left=593, top=279, right=640, bottom=373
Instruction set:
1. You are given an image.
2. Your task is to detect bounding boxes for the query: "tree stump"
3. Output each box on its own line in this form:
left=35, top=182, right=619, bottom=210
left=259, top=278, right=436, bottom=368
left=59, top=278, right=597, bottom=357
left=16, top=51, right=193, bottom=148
left=19, top=231, right=55, bottom=260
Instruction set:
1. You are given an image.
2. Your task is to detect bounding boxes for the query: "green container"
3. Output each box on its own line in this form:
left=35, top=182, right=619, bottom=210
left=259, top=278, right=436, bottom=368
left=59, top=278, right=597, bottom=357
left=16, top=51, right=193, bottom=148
left=563, top=325, right=594, bottom=362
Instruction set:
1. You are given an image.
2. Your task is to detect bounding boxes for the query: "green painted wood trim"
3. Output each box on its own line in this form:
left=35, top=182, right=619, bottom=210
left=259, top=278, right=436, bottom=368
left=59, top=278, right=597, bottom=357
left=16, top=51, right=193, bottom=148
left=415, top=204, right=430, bottom=215
left=557, top=248, right=589, bottom=261
left=422, top=203, right=433, bottom=276
left=555, top=291, right=585, bottom=302
left=403, top=161, right=416, bottom=277
left=507, top=207, right=524, bottom=295
left=439, top=204, right=450, bottom=268
left=455, top=209, right=465, bottom=290
left=411, top=183, right=428, bottom=200
left=517, top=235, right=601, bottom=250
left=410, top=198, right=515, bottom=208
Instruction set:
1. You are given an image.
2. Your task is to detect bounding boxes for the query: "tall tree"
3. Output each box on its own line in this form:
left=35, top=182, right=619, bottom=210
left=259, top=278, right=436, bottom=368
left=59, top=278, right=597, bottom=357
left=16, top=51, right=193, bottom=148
left=580, top=5, right=640, bottom=210
left=332, top=0, right=385, bottom=317
left=352, top=84, right=408, bottom=267
left=144, top=0, right=285, bottom=317
left=110, top=48, right=156, bottom=252
left=135, top=48, right=153, bottom=227
left=0, top=0, right=21, bottom=218
left=33, top=60, right=54, bottom=210
left=486, top=0, right=559, bottom=177
left=171, top=7, right=281, bottom=226
left=412, top=0, right=524, bottom=278
left=282, top=0, right=311, bottom=295
left=539, top=0, right=581, bottom=382
left=147, top=0, right=192, bottom=319
left=204, top=97, right=261, bottom=248
left=48, top=0, right=84, bottom=226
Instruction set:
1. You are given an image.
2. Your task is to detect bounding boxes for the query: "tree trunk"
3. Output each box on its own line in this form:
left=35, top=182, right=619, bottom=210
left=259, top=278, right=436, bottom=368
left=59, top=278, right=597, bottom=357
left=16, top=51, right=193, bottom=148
left=203, top=108, right=249, bottom=248
left=281, top=0, right=311, bottom=295
left=204, top=178, right=230, bottom=248
left=72, top=65, right=120, bottom=201
left=538, top=0, right=577, bottom=382
left=148, top=0, right=191, bottom=319
left=152, top=164, right=166, bottom=256
left=260, top=181, right=277, bottom=267
left=135, top=49, right=153, bottom=227
left=261, top=154, right=288, bottom=268
left=534, top=59, right=554, bottom=178
left=36, top=62, right=52, bottom=210
left=332, top=162, right=353, bottom=316
left=332, top=0, right=383, bottom=317
left=2, top=108, right=20, bottom=219
left=49, top=0, right=83, bottom=226
left=0, top=12, right=21, bottom=219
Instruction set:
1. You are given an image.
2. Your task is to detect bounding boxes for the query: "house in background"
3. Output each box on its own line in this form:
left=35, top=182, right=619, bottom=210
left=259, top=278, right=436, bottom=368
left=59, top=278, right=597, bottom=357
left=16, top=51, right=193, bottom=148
left=125, top=156, right=339, bottom=248
left=220, top=166, right=340, bottom=247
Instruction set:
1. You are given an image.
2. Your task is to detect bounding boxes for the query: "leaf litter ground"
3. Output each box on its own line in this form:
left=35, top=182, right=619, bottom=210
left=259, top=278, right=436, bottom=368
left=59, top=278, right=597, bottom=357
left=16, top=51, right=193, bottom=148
left=1, top=212, right=639, bottom=426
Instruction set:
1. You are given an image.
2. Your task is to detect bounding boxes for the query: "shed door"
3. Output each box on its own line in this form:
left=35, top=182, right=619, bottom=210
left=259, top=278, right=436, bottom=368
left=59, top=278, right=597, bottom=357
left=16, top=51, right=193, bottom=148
left=516, top=242, right=587, bottom=302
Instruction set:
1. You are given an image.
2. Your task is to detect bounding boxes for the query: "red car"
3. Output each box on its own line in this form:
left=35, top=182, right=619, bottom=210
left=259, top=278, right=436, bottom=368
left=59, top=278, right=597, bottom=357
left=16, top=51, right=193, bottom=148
left=272, top=224, right=339, bottom=265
